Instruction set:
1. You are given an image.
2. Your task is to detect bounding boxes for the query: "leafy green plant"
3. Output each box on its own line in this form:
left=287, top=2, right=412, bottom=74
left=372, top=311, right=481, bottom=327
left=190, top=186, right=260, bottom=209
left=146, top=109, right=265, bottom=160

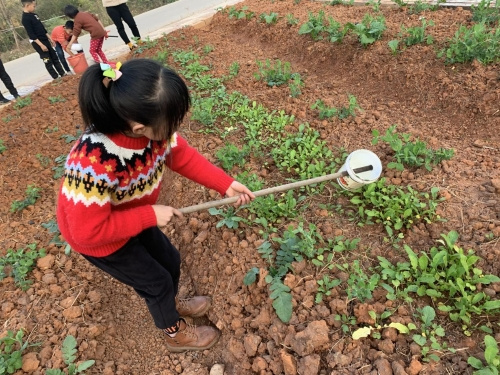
left=289, top=74, right=304, bottom=98
left=372, top=125, right=454, bottom=171
left=208, top=206, right=245, bottom=229
left=311, top=95, right=360, bottom=120
left=468, top=335, right=500, bottom=374
left=388, top=39, right=400, bottom=55
left=41, top=219, right=68, bottom=247
left=325, top=16, right=347, bottom=43
left=35, top=153, right=51, bottom=167
left=335, top=314, right=357, bottom=334
left=315, top=274, right=341, bottom=303
left=0, top=243, right=46, bottom=290
left=402, top=19, right=434, bottom=46
left=254, top=59, right=300, bottom=87
left=227, top=6, right=255, bottom=20
left=0, top=139, right=6, bottom=154
left=440, top=23, right=500, bottom=65
left=407, top=0, right=442, bottom=14
left=216, top=143, right=249, bottom=170
left=347, top=178, right=442, bottom=239
left=298, top=11, right=326, bottom=41
left=10, top=184, right=41, bottom=212
left=412, top=306, right=454, bottom=362
left=2, top=115, right=17, bottom=123
left=46, top=335, right=95, bottom=375
left=13, top=95, right=31, bottom=109
left=132, top=36, right=158, bottom=54
left=337, top=260, right=380, bottom=302
left=378, top=231, right=500, bottom=327
left=345, top=14, right=386, bottom=47
left=0, top=330, right=37, bottom=374
left=152, top=50, right=168, bottom=64
left=60, top=130, right=82, bottom=144
left=286, top=13, right=299, bottom=26
left=203, top=44, right=214, bottom=54
left=312, top=236, right=360, bottom=272
left=471, top=0, right=500, bottom=25
left=228, top=61, right=240, bottom=78
left=48, top=95, right=66, bottom=104
left=53, top=155, right=67, bottom=179
left=260, top=12, right=279, bottom=24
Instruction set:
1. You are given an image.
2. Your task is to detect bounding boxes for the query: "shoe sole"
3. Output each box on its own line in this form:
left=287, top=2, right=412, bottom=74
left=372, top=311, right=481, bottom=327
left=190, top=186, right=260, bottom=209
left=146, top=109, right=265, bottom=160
left=165, top=330, right=221, bottom=353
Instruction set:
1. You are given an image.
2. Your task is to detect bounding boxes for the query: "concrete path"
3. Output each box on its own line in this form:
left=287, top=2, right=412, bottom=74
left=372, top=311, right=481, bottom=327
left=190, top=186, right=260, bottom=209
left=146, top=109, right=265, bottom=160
left=1, top=0, right=243, bottom=99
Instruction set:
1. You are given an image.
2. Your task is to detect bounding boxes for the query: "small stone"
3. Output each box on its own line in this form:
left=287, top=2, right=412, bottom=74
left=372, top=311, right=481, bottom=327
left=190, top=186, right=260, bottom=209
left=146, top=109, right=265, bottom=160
left=37, top=254, right=55, bottom=270
left=407, top=359, right=423, bottom=375
left=22, top=352, right=40, bottom=372
left=374, top=358, right=392, bottom=375
left=210, top=364, right=225, bottom=375
left=63, top=306, right=82, bottom=320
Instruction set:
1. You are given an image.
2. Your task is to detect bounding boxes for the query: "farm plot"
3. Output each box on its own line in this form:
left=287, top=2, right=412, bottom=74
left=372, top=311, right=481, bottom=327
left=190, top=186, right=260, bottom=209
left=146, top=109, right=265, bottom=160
left=0, top=0, right=499, bottom=374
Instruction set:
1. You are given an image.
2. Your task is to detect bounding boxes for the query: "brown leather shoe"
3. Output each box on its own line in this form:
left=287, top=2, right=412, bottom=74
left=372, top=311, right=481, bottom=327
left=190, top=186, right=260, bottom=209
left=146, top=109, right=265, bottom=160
left=176, top=296, right=211, bottom=317
left=165, top=319, right=220, bottom=352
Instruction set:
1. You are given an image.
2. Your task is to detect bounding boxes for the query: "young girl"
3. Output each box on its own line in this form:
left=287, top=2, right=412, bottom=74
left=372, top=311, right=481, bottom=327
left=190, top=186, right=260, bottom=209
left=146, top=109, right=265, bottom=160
left=63, top=4, right=110, bottom=64
left=56, top=59, right=254, bottom=352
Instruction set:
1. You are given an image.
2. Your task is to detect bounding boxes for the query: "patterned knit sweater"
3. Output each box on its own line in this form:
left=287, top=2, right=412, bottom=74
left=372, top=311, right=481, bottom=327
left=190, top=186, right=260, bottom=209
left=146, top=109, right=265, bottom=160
left=56, top=132, right=234, bottom=257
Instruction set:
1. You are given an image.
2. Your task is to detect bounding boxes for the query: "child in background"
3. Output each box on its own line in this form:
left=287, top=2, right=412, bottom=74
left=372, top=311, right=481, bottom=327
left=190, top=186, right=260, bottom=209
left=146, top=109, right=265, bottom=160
left=21, top=0, right=66, bottom=79
left=56, top=59, right=255, bottom=352
left=50, top=21, right=73, bottom=74
left=63, top=4, right=110, bottom=65
left=0, top=58, right=20, bottom=103
left=62, top=21, right=84, bottom=56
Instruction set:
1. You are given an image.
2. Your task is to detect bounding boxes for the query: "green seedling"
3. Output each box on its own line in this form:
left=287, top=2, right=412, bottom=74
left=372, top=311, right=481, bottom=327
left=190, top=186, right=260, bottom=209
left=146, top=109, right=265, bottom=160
left=2, top=115, right=17, bottom=123
left=286, top=13, right=299, bottom=26
left=471, top=0, right=500, bottom=25
left=325, top=16, right=347, bottom=43
left=402, top=19, right=434, bottom=46
left=208, top=206, right=245, bottom=229
left=312, top=236, right=360, bottom=272
left=152, top=50, right=168, bottom=64
left=335, top=314, right=357, bottom=334
left=468, top=335, right=500, bottom=374
left=132, top=36, right=158, bottom=54
left=13, top=95, right=31, bottom=109
left=46, top=335, right=95, bottom=375
left=60, top=130, right=82, bottom=144
left=53, top=155, right=67, bottom=179
left=35, top=153, right=51, bottom=167
left=48, top=95, right=66, bottom=104
left=315, top=274, right=341, bottom=303
left=311, top=95, right=360, bottom=120
left=298, top=11, right=326, bottom=41
left=227, top=6, right=255, bottom=20
left=0, top=139, right=6, bottom=154
left=41, top=219, right=67, bottom=247
left=0, top=330, right=37, bottom=374
left=407, top=0, right=444, bottom=13
left=254, top=59, right=300, bottom=87
left=0, top=243, right=46, bottom=290
left=203, top=44, right=214, bottom=54
left=440, top=23, right=500, bottom=65
left=372, top=125, right=454, bottom=171
left=216, top=143, right=249, bottom=170
left=10, top=184, right=41, bottom=212
left=45, top=126, right=59, bottom=133
left=260, top=12, right=279, bottom=24
left=345, top=14, right=386, bottom=47
left=412, top=306, right=454, bottom=362
left=227, top=62, right=240, bottom=78
left=337, top=260, right=380, bottom=302
left=388, top=39, right=400, bottom=55
left=289, top=75, right=304, bottom=98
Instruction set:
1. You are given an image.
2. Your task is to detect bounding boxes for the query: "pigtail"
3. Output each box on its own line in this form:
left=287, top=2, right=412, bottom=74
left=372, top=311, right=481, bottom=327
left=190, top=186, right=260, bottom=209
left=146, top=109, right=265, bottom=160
left=78, top=64, right=129, bottom=134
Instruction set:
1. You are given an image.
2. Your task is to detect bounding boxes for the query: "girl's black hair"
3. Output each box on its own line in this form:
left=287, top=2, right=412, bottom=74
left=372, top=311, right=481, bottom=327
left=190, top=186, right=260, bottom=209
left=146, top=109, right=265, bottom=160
left=64, top=20, right=74, bottom=29
left=78, top=58, right=190, bottom=142
left=64, top=5, right=79, bottom=19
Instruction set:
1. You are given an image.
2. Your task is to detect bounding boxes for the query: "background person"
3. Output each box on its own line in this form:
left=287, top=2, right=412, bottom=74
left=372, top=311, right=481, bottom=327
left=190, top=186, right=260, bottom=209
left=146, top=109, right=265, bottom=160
left=50, top=22, right=72, bottom=74
left=0, top=58, right=20, bottom=104
left=102, top=0, right=141, bottom=51
left=21, top=0, right=66, bottom=80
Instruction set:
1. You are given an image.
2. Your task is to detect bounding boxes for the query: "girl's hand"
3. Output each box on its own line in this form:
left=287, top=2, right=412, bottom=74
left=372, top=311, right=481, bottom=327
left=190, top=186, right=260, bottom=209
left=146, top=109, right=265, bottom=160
left=225, top=181, right=255, bottom=207
left=152, top=205, right=183, bottom=227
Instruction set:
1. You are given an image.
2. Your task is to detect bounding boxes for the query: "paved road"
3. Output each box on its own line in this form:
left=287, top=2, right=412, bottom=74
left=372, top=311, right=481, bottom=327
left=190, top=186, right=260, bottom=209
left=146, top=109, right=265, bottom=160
left=1, top=0, right=242, bottom=98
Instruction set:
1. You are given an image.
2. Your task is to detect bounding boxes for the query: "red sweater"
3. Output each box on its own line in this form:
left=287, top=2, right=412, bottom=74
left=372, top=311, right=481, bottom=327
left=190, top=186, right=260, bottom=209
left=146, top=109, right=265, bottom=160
left=56, top=132, right=234, bottom=257
left=51, top=25, right=71, bottom=47
left=72, top=12, right=107, bottom=39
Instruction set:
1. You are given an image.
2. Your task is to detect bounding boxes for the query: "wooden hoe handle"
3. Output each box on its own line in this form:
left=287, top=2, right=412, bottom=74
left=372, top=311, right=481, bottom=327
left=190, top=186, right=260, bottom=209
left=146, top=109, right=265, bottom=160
left=178, top=165, right=373, bottom=214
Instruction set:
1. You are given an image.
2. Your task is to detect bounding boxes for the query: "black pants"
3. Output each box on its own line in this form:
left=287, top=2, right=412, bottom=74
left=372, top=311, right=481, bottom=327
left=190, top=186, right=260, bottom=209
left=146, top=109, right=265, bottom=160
left=82, top=227, right=181, bottom=329
left=0, top=59, right=18, bottom=99
left=54, top=42, right=71, bottom=72
left=31, top=39, right=65, bottom=79
left=106, top=3, right=141, bottom=45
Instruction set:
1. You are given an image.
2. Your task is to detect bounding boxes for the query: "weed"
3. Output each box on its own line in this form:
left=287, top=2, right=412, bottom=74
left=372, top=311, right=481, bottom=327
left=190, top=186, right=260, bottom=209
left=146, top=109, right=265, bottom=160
left=13, top=95, right=31, bottom=109
left=378, top=231, right=500, bottom=327
left=35, top=153, right=51, bottom=167
left=46, top=335, right=95, bottom=375
left=10, top=184, right=41, bottom=212
left=228, top=62, right=240, bottom=78
left=286, top=13, right=299, bottom=26
left=182, top=61, right=210, bottom=80
left=468, top=335, right=500, bottom=374
left=152, top=50, right=168, bottom=64
left=208, top=206, right=246, bottom=229
left=315, top=274, right=341, bottom=303
left=288, top=74, right=304, bottom=98
left=203, top=44, right=214, bottom=54
left=48, top=95, right=66, bottom=104
left=347, top=178, right=442, bottom=239
left=325, top=16, right=347, bottom=43
left=53, top=155, right=67, bottom=179
left=372, top=125, right=454, bottom=171
left=132, top=36, right=158, bottom=54
left=2, top=115, right=17, bottom=123
left=337, top=260, right=380, bottom=302
left=260, top=12, right=279, bottom=24
left=45, top=126, right=59, bottom=133
left=227, top=6, right=255, bottom=20
left=216, top=143, right=249, bottom=170
left=412, top=306, right=454, bottom=362
left=171, top=49, right=199, bottom=66
left=0, top=330, right=37, bottom=374
left=312, top=236, right=360, bottom=273
left=345, top=14, right=386, bottom=47
left=299, top=11, right=326, bottom=40
left=388, top=39, right=400, bottom=55
left=254, top=59, right=300, bottom=87
left=0, top=243, right=46, bottom=290
left=0, top=139, right=6, bottom=154
left=440, top=23, right=500, bottom=65
left=335, top=314, right=357, bottom=334
left=471, top=0, right=500, bottom=25
left=41, top=219, right=67, bottom=247
left=60, top=130, right=82, bottom=144
left=391, top=0, right=409, bottom=7
left=402, top=19, right=434, bottom=46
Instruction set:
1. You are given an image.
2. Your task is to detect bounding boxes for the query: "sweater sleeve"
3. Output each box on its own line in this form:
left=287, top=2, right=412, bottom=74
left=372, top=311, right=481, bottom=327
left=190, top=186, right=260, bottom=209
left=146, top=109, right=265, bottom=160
left=166, top=134, right=234, bottom=196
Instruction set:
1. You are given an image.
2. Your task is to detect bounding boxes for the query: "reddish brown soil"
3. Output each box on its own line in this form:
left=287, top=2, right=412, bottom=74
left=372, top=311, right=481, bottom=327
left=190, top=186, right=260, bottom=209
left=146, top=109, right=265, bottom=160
left=1, top=0, right=499, bottom=374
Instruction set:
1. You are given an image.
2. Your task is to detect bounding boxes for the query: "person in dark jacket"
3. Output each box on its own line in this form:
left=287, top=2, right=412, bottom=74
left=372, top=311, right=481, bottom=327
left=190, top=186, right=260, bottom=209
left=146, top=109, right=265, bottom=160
left=21, top=0, right=66, bottom=79
left=0, top=59, right=20, bottom=104
left=102, top=0, right=141, bottom=50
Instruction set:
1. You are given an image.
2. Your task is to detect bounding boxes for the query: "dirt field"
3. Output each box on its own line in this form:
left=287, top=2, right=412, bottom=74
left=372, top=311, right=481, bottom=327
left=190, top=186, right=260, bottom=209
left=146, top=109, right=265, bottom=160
left=0, top=0, right=499, bottom=374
